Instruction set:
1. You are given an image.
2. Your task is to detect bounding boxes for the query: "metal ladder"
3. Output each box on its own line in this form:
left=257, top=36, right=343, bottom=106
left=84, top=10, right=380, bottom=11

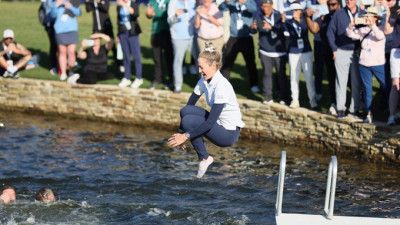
left=275, top=151, right=399, bottom=225
left=275, top=151, right=337, bottom=219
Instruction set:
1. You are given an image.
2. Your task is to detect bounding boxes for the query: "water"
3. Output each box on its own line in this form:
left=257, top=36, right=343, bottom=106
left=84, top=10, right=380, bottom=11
left=0, top=111, right=399, bottom=224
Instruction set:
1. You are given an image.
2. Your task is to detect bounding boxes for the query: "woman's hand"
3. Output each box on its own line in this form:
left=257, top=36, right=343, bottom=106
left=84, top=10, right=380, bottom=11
left=167, top=133, right=188, bottom=148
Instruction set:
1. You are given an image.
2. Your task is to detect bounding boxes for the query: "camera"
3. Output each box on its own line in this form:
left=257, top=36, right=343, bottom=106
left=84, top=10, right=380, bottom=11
left=182, top=9, right=188, bottom=13
left=354, top=17, right=366, bottom=25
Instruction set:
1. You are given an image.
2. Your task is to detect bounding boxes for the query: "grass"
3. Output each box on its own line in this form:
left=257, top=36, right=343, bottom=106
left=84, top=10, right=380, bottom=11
left=0, top=1, right=388, bottom=121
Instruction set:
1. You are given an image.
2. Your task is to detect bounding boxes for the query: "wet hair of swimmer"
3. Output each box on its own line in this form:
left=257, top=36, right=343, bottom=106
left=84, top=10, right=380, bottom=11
left=199, top=42, right=222, bottom=69
left=1, top=185, right=16, bottom=193
left=35, top=188, right=55, bottom=202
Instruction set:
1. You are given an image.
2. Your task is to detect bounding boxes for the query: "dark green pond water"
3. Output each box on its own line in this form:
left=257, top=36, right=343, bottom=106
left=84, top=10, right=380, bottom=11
left=0, top=111, right=399, bottom=224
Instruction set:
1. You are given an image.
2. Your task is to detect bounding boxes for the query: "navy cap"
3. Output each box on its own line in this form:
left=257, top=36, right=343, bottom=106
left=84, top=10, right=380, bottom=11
left=261, top=0, right=273, bottom=4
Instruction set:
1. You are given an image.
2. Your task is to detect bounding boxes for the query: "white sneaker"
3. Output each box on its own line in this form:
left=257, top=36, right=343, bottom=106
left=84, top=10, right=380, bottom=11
left=49, top=67, right=57, bottom=75
left=7, top=65, right=18, bottom=74
left=197, top=156, right=214, bottom=178
left=67, top=73, right=80, bottom=85
left=118, top=78, right=132, bottom=87
left=387, top=115, right=395, bottom=126
left=119, top=65, right=125, bottom=73
left=250, top=85, right=260, bottom=93
left=189, top=65, right=197, bottom=75
left=3, top=71, right=11, bottom=78
left=364, top=114, right=373, bottom=124
left=327, top=104, right=337, bottom=116
left=60, top=73, right=67, bottom=81
left=130, top=78, right=143, bottom=89
left=289, top=100, right=300, bottom=108
left=262, top=99, right=273, bottom=104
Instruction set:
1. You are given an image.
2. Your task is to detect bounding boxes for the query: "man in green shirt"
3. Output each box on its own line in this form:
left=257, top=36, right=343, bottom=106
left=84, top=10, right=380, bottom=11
left=146, top=0, right=174, bottom=90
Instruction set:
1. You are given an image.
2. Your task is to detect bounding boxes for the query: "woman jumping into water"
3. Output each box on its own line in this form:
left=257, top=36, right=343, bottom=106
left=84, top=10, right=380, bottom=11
left=167, top=42, right=245, bottom=178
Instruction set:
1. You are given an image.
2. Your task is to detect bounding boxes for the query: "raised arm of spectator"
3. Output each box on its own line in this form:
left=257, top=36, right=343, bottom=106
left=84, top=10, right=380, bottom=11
left=86, top=0, right=95, bottom=12
left=117, top=0, right=134, bottom=15
left=305, top=9, right=320, bottom=34
left=92, top=33, right=114, bottom=51
left=167, top=0, right=181, bottom=24
left=384, top=2, right=396, bottom=35
left=77, top=40, right=88, bottom=60
left=97, top=0, right=110, bottom=13
left=345, top=18, right=361, bottom=40
left=65, top=0, right=82, bottom=16
left=244, top=0, right=257, bottom=14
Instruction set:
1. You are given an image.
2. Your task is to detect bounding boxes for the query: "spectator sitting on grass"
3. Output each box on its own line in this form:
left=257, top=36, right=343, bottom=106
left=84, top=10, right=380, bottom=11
left=0, top=29, right=32, bottom=79
left=67, top=33, right=115, bottom=84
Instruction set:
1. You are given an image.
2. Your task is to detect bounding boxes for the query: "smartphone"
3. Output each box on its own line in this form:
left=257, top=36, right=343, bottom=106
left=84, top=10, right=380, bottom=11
left=182, top=9, right=188, bottom=13
left=84, top=39, right=94, bottom=47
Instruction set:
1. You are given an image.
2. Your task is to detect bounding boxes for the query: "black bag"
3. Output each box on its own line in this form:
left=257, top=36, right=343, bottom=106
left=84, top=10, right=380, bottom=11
left=355, top=29, right=372, bottom=57
left=38, top=3, right=46, bottom=26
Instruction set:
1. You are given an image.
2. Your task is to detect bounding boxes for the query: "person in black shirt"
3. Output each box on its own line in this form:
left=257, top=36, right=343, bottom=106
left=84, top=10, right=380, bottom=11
left=67, top=33, right=114, bottom=84
left=305, top=0, right=341, bottom=115
left=85, top=0, right=122, bottom=70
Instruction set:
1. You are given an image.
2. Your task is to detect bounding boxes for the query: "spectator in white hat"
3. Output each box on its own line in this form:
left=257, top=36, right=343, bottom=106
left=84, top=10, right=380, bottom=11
left=285, top=2, right=318, bottom=109
left=0, top=29, right=32, bottom=78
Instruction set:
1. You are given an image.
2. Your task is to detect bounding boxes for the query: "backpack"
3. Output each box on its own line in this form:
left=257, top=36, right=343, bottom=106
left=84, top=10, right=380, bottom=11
left=38, top=3, right=46, bottom=26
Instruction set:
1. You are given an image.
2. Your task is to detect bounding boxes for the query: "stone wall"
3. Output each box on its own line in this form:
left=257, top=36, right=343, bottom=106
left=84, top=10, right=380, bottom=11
left=1, top=78, right=399, bottom=164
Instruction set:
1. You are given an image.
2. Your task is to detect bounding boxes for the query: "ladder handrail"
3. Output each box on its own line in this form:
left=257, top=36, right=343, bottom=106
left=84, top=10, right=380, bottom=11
left=275, top=151, right=286, bottom=216
left=324, top=156, right=338, bottom=219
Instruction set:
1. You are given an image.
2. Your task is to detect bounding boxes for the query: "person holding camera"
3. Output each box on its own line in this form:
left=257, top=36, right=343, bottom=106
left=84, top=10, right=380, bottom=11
left=67, top=33, right=114, bottom=84
left=384, top=0, right=400, bottom=125
left=346, top=6, right=386, bottom=123
left=51, top=0, right=81, bottom=81
left=167, top=0, right=197, bottom=93
left=116, top=0, right=143, bottom=89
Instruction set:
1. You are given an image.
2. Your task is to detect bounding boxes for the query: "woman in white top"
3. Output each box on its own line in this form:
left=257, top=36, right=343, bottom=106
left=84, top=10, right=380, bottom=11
left=168, top=42, right=245, bottom=178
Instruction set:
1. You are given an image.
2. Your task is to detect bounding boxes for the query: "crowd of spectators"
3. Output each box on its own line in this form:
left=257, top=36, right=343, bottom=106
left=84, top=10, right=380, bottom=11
left=1, top=0, right=400, bottom=124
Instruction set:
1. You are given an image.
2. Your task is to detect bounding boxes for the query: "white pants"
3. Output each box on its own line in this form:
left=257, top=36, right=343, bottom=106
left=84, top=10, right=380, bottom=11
left=289, top=52, right=316, bottom=105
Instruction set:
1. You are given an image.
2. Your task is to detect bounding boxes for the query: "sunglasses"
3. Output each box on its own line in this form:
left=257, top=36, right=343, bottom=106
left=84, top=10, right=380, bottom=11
left=4, top=37, right=13, bottom=40
left=328, top=3, right=338, bottom=6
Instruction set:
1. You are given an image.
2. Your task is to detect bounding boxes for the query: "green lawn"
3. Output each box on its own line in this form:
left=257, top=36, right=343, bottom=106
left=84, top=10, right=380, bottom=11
left=0, top=1, right=387, bottom=120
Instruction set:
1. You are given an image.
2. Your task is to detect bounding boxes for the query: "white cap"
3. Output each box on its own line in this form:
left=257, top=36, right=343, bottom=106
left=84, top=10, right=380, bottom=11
left=289, top=3, right=304, bottom=11
left=3, top=29, right=14, bottom=39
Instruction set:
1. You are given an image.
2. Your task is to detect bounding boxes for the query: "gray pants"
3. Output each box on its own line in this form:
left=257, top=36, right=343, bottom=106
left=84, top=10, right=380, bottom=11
left=334, top=49, right=362, bottom=112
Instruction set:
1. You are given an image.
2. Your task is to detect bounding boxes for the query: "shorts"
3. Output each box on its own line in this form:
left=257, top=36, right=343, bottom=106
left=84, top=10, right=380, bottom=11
left=390, top=48, right=400, bottom=79
left=55, top=31, right=79, bottom=45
